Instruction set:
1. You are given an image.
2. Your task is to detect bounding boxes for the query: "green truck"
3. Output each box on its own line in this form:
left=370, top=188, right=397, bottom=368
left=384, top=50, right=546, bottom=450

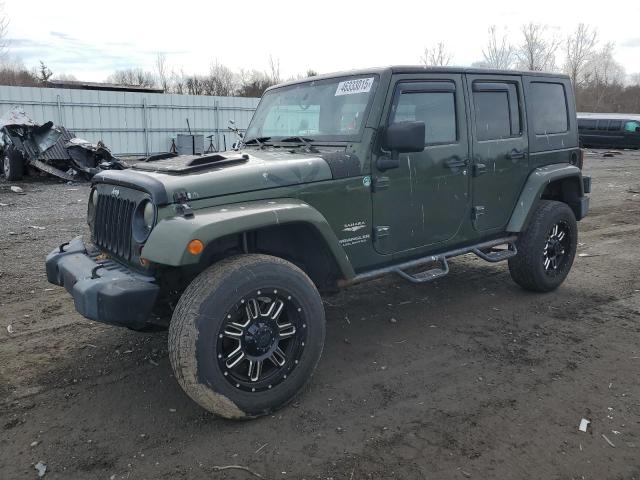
left=46, top=66, right=591, bottom=419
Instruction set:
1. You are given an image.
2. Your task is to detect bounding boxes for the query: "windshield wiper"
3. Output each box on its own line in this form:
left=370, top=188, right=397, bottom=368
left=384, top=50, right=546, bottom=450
left=243, top=136, right=271, bottom=148
left=278, top=136, right=318, bottom=152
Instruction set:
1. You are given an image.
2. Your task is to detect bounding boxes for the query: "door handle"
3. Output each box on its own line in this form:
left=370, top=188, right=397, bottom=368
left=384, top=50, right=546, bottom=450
left=472, top=163, right=487, bottom=177
left=444, top=157, right=468, bottom=169
left=508, top=149, right=527, bottom=160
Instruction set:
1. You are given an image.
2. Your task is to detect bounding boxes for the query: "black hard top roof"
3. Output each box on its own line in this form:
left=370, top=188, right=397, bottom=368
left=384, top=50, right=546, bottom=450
left=269, top=65, right=570, bottom=91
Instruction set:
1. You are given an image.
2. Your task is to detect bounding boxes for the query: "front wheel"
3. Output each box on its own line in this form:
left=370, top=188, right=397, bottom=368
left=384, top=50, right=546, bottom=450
left=168, top=254, right=325, bottom=419
left=508, top=200, right=578, bottom=292
left=3, top=147, right=24, bottom=181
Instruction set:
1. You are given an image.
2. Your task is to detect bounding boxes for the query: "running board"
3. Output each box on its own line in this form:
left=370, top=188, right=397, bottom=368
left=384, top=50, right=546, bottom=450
left=472, top=243, right=517, bottom=263
left=395, top=257, right=449, bottom=284
left=338, top=236, right=518, bottom=287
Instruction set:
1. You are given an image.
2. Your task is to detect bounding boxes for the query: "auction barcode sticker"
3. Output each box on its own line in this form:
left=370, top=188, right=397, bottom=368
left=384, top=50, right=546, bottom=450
left=335, top=77, right=374, bottom=96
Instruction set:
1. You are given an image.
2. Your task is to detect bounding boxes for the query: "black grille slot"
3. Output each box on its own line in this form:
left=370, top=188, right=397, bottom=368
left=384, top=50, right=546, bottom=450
left=92, top=194, right=135, bottom=260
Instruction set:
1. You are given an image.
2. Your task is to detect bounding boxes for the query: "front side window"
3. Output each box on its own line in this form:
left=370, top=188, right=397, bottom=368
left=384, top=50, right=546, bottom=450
left=245, top=75, right=378, bottom=142
left=530, top=82, right=569, bottom=135
left=625, top=121, right=640, bottom=133
left=390, top=90, right=457, bottom=145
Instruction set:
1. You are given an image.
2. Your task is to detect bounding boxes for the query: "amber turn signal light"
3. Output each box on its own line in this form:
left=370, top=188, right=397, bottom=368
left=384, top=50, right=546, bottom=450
left=187, top=239, right=204, bottom=255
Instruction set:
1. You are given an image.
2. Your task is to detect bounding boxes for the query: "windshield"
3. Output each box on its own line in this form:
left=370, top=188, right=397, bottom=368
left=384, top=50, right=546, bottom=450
left=244, top=75, right=379, bottom=143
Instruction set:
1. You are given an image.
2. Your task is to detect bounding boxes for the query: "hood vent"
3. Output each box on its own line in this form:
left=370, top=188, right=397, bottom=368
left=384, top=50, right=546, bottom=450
left=133, top=153, right=249, bottom=174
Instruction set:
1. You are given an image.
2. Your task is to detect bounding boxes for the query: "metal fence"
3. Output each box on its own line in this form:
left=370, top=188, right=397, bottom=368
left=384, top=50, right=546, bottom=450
left=0, top=85, right=260, bottom=156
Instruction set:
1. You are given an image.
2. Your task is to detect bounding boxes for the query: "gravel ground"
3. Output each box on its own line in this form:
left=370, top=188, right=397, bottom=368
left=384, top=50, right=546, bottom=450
left=1, top=151, right=640, bottom=480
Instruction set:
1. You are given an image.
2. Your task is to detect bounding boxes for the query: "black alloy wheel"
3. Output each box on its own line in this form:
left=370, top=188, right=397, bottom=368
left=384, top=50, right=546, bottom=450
left=217, top=290, right=307, bottom=392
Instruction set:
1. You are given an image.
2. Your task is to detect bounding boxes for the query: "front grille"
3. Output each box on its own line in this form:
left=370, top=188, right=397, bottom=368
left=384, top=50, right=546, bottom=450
left=92, top=194, right=135, bottom=260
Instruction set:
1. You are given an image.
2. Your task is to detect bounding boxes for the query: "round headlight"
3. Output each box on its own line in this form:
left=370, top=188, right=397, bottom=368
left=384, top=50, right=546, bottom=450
left=143, top=201, right=155, bottom=229
left=133, top=199, right=156, bottom=243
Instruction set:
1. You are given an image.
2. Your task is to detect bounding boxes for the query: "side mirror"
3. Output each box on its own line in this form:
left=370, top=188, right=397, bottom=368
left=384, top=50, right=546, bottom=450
left=383, top=121, right=426, bottom=154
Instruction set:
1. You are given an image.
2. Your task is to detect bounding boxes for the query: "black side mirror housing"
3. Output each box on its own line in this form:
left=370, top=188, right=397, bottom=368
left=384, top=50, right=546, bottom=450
left=383, top=121, right=426, bottom=153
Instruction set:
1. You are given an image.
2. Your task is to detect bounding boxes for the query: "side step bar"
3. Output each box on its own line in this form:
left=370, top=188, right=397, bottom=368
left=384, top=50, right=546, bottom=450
left=395, top=257, right=450, bottom=284
left=339, top=236, right=518, bottom=287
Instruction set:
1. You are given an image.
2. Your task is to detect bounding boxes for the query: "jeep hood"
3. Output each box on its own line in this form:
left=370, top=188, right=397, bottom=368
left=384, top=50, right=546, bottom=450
left=92, top=149, right=353, bottom=205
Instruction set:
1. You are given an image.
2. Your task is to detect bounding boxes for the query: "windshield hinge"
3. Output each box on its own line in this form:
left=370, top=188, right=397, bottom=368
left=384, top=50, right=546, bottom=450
left=174, top=190, right=195, bottom=218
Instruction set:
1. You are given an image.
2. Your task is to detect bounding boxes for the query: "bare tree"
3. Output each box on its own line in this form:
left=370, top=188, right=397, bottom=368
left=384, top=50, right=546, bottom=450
left=37, top=61, right=53, bottom=82
left=237, top=69, right=277, bottom=97
left=564, top=23, right=598, bottom=86
left=583, top=43, right=625, bottom=86
left=184, top=75, right=206, bottom=95
left=205, top=61, right=237, bottom=96
left=108, top=68, right=156, bottom=87
left=629, top=72, right=640, bottom=86
left=0, top=2, right=9, bottom=59
left=155, top=52, right=169, bottom=92
left=305, top=69, right=318, bottom=77
left=170, top=69, right=186, bottom=94
left=52, top=73, right=78, bottom=82
left=268, top=55, right=281, bottom=84
left=482, top=26, right=515, bottom=70
left=516, top=23, right=560, bottom=71
left=421, top=42, right=452, bottom=67
left=0, top=58, right=39, bottom=86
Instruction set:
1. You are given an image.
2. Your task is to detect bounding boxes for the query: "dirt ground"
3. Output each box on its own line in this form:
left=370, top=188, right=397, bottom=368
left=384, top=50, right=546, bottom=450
left=1, top=151, right=640, bottom=480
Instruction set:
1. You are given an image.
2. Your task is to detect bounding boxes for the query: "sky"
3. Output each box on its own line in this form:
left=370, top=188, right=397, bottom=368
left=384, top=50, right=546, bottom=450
left=4, top=0, right=640, bottom=82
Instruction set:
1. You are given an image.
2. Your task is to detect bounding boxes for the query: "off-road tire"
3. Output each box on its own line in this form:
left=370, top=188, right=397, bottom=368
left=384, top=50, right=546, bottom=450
left=168, top=254, right=325, bottom=419
left=3, top=147, right=24, bottom=181
left=508, top=200, right=578, bottom=292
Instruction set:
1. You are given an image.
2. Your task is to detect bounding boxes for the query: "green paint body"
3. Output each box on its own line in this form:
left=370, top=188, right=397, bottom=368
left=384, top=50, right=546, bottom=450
left=96, top=67, right=588, bottom=282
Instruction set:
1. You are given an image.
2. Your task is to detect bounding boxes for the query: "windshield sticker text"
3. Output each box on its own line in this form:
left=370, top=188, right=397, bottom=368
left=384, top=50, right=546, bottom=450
left=335, top=78, right=374, bottom=96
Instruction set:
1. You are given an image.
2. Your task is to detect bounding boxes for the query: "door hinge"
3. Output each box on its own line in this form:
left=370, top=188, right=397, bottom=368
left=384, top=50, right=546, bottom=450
left=374, top=225, right=391, bottom=239
left=372, top=176, right=390, bottom=192
left=472, top=206, right=485, bottom=222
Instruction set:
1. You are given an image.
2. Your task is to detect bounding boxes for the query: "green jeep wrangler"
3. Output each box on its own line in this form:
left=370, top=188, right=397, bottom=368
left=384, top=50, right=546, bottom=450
left=46, top=67, right=590, bottom=419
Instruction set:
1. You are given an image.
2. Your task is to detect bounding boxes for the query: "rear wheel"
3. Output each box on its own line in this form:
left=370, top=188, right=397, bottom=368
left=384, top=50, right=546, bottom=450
left=168, top=254, right=325, bottom=419
left=3, top=147, right=24, bottom=181
left=508, top=200, right=578, bottom=292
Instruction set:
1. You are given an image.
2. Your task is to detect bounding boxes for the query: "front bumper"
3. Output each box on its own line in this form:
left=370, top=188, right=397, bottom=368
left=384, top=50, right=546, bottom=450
left=45, top=236, right=159, bottom=329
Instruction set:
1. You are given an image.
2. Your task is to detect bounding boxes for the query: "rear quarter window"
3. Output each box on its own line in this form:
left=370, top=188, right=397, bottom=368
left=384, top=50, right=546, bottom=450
left=530, top=82, right=568, bottom=135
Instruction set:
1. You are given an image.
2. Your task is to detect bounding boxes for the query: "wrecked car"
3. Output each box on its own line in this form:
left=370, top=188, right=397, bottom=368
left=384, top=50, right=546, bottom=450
left=0, top=106, right=127, bottom=181
left=46, top=66, right=591, bottom=419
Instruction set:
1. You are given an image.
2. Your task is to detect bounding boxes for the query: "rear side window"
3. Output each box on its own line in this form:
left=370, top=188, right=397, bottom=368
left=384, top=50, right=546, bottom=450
left=608, top=120, right=621, bottom=131
left=472, top=82, right=522, bottom=141
left=530, top=82, right=568, bottom=135
left=596, top=120, right=609, bottom=130
left=391, top=91, right=457, bottom=145
left=578, top=119, right=598, bottom=130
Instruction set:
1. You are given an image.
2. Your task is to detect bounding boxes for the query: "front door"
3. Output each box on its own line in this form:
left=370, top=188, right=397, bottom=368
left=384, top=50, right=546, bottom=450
left=467, top=75, right=529, bottom=232
left=372, top=74, right=470, bottom=254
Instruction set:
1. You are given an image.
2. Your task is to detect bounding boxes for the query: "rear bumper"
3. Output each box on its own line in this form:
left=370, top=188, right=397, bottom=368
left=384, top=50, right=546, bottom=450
left=45, top=236, right=159, bottom=329
left=573, top=196, right=590, bottom=221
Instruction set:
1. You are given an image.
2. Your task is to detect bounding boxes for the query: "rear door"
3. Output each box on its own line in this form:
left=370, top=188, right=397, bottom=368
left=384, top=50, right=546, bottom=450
left=371, top=74, right=470, bottom=254
left=467, top=74, right=529, bottom=232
